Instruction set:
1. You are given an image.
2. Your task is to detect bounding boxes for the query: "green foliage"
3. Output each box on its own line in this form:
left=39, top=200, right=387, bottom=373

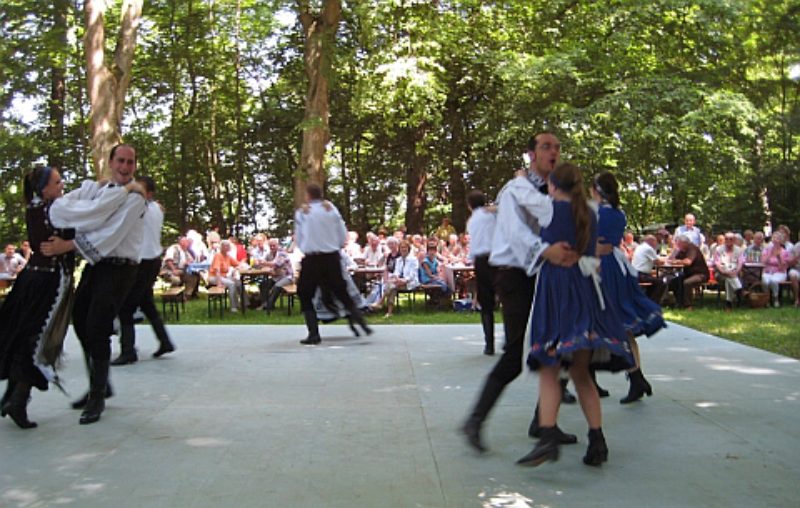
left=1, top=0, right=798, bottom=242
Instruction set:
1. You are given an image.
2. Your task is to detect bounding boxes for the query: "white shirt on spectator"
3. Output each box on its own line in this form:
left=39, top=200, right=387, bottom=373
left=0, top=252, right=26, bottom=279
left=632, top=242, right=659, bottom=274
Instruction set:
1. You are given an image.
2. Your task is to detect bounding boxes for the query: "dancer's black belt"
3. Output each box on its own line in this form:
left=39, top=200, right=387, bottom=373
left=100, top=257, right=138, bottom=266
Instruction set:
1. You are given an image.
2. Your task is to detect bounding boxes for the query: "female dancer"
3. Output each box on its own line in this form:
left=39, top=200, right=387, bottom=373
left=517, top=162, right=633, bottom=468
left=0, top=166, right=75, bottom=429
left=591, top=172, right=665, bottom=404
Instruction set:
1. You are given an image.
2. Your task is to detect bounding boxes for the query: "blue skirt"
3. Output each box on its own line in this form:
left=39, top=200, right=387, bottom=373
left=600, top=254, right=665, bottom=338
left=528, top=264, right=634, bottom=372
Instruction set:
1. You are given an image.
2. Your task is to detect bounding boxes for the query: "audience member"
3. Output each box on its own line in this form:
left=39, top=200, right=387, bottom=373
left=1, top=244, right=26, bottom=281
left=667, top=234, right=709, bottom=309
left=712, top=232, right=745, bottom=310
left=208, top=240, right=245, bottom=312
left=674, top=213, right=704, bottom=247
left=362, top=233, right=386, bottom=267
left=262, top=238, right=294, bottom=311
left=371, top=240, right=419, bottom=318
left=17, top=241, right=33, bottom=264
left=161, top=236, right=201, bottom=299
left=631, top=235, right=667, bottom=303
left=434, top=217, right=456, bottom=243
left=419, top=243, right=452, bottom=301
left=620, top=231, right=638, bottom=261
left=789, top=238, right=800, bottom=308
left=344, top=231, right=362, bottom=260
left=761, top=232, right=791, bottom=308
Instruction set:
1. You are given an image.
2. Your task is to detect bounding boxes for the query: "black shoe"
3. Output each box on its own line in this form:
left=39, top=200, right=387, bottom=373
left=79, top=395, right=105, bottom=425
left=300, top=335, right=321, bottom=345
left=561, top=388, right=577, bottom=404
left=596, top=385, right=610, bottom=398
left=2, top=383, right=37, bottom=429
left=461, top=418, right=486, bottom=453
left=483, top=345, right=495, bottom=356
left=152, top=342, right=175, bottom=358
left=0, top=380, right=14, bottom=417
left=583, top=428, right=609, bottom=466
left=528, top=423, right=578, bottom=445
left=361, top=324, right=373, bottom=336
left=110, top=354, right=137, bottom=366
left=517, top=427, right=560, bottom=467
left=71, top=385, right=113, bottom=410
left=620, top=369, right=653, bottom=404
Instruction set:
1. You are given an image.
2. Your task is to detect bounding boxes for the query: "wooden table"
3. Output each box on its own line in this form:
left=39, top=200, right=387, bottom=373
left=238, top=268, right=271, bottom=314
left=444, top=265, right=475, bottom=296
left=351, top=266, right=384, bottom=295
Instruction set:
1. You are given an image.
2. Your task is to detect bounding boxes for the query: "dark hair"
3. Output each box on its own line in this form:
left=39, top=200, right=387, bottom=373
left=467, top=190, right=486, bottom=210
left=551, top=162, right=592, bottom=254
left=527, top=131, right=555, bottom=152
left=23, top=166, right=53, bottom=204
left=109, top=143, right=136, bottom=162
left=593, top=172, right=620, bottom=209
left=136, top=175, right=156, bottom=194
left=306, top=183, right=323, bottom=200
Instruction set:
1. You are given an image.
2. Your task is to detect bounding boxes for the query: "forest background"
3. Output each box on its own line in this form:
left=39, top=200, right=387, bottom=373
left=1, top=0, right=798, bottom=244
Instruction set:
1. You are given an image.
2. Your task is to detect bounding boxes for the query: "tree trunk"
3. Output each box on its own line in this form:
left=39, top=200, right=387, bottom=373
left=447, top=104, right=467, bottom=232
left=84, top=0, right=142, bottom=179
left=48, top=0, right=69, bottom=168
left=405, top=127, right=428, bottom=235
left=295, top=0, right=342, bottom=207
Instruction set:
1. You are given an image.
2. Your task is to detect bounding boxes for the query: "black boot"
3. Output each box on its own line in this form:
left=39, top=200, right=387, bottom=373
left=71, top=384, right=114, bottom=409
left=2, top=382, right=37, bottom=429
left=461, top=377, right=505, bottom=453
left=481, top=313, right=495, bottom=355
left=264, top=285, right=281, bottom=311
left=80, top=356, right=110, bottom=425
left=347, top=317, right=361, bottom=337
left=528, top=404, right=578, bottom=444
left=517, top=426, right=560, bottom=466
left=560, top=378, right=577, bottom=404
left=0, top=380, right=15, bottom=417
left=112, top=320, right=138, bottom=365
left=590, top=369, right=610, bottom=398
left=583, top=427, right=609, bottom=466
left=619, top=369, right=653, bottom=404
left=300, top=310, right=322, bottom=345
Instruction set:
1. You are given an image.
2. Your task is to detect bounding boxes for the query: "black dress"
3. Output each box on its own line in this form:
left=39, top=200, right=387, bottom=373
left=0, top=198, right=75, bottom=391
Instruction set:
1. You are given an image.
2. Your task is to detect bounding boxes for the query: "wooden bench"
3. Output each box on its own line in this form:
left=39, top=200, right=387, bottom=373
left=160, top=286, right=185, bottom=321
left=207, top=286, right=228, bottom=318
left=278, top=284, right=297, bottom=316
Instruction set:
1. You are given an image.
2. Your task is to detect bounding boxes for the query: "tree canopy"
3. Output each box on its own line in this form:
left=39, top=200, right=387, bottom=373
left=1, top=0, right=798, bottom=244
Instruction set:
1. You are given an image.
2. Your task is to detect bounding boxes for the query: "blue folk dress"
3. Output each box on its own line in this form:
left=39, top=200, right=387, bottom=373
left=597, top=204, right=665, bottom=338
left=528, top=200, right=633, bottom=371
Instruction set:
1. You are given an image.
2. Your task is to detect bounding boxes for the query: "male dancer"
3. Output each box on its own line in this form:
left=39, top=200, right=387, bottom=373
left=49, top=144, right=146, bottom=424
left=466, top=190, right=497, bottom=355
left=294, top=183, right=371, bottom=345
left=112, top=176, right=175, bottom=365
left=462, top=132, right=578, bottom=452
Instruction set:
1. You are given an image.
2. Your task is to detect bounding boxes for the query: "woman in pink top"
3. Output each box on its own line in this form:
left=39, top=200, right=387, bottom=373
left=761, top=232, right=792, bottom=307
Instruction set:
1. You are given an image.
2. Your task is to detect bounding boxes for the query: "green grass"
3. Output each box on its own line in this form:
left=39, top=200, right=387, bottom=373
left=664, top=306, right=800, bottom=359
left=163, top=291, right=800, bottom=359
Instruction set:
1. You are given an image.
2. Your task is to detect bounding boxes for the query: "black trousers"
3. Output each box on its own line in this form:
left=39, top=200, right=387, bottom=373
left=468, top=267, right=535, bottom=422
left=474, top=255, right=496, bottom=341
left=72, top=262, right=138, bottom=390
left=638, top=271, right=667, bottom=304
left=119, top=257, right=171, bottom=354
left=297, top=252, right=357, bottom=312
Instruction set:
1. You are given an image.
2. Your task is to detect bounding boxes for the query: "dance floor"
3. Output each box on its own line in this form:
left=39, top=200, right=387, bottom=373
left=1, top=322, right=798, bottom=507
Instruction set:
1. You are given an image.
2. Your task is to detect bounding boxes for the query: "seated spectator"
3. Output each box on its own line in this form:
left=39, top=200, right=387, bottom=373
left=370, top=240, right=419, bottom=318
left=620, top=231, right=638, bottom=261
left=743, top=229, right=754, bottom=247
left=789, top=236, right=800, bottom=307
left=161, top=236, right=201, bottom=298
left=709, top=234, right=726, bottom=265
left=656, top=228, right=672, bottom=256
left=361, top=232, right=386, bottom=268
left=761, top=232, right=791, bottom=308
left=344, top=231, right=362, bottom=260
left=434, top=217, right=456, bottom=244
left=208, top=240, right=245, bottom=312
left=249, top=233, right=269, bottom=266
left=777, top=225, right=793, bottom=250
left=667, top=234, right=709, bottom=309
left=262, top=238, right=295, bottom=310
left=410, top=234, right=424, bottom=257
left=186, top=229, right=210, bottom=262
left=674, top=213, right=705, bottom=247
left=713, top=232, right=745, bottom=310
left=17, top=240, right=33, bottom=264
left=631, top=235, right=667, bottom=304
left=0, top=243, right=26, bottom=281
left=228, top=235, right=249, bottom=266
left=445, top=233, right=467, bottom=264
left=419, top=243, right=452, bottom=297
